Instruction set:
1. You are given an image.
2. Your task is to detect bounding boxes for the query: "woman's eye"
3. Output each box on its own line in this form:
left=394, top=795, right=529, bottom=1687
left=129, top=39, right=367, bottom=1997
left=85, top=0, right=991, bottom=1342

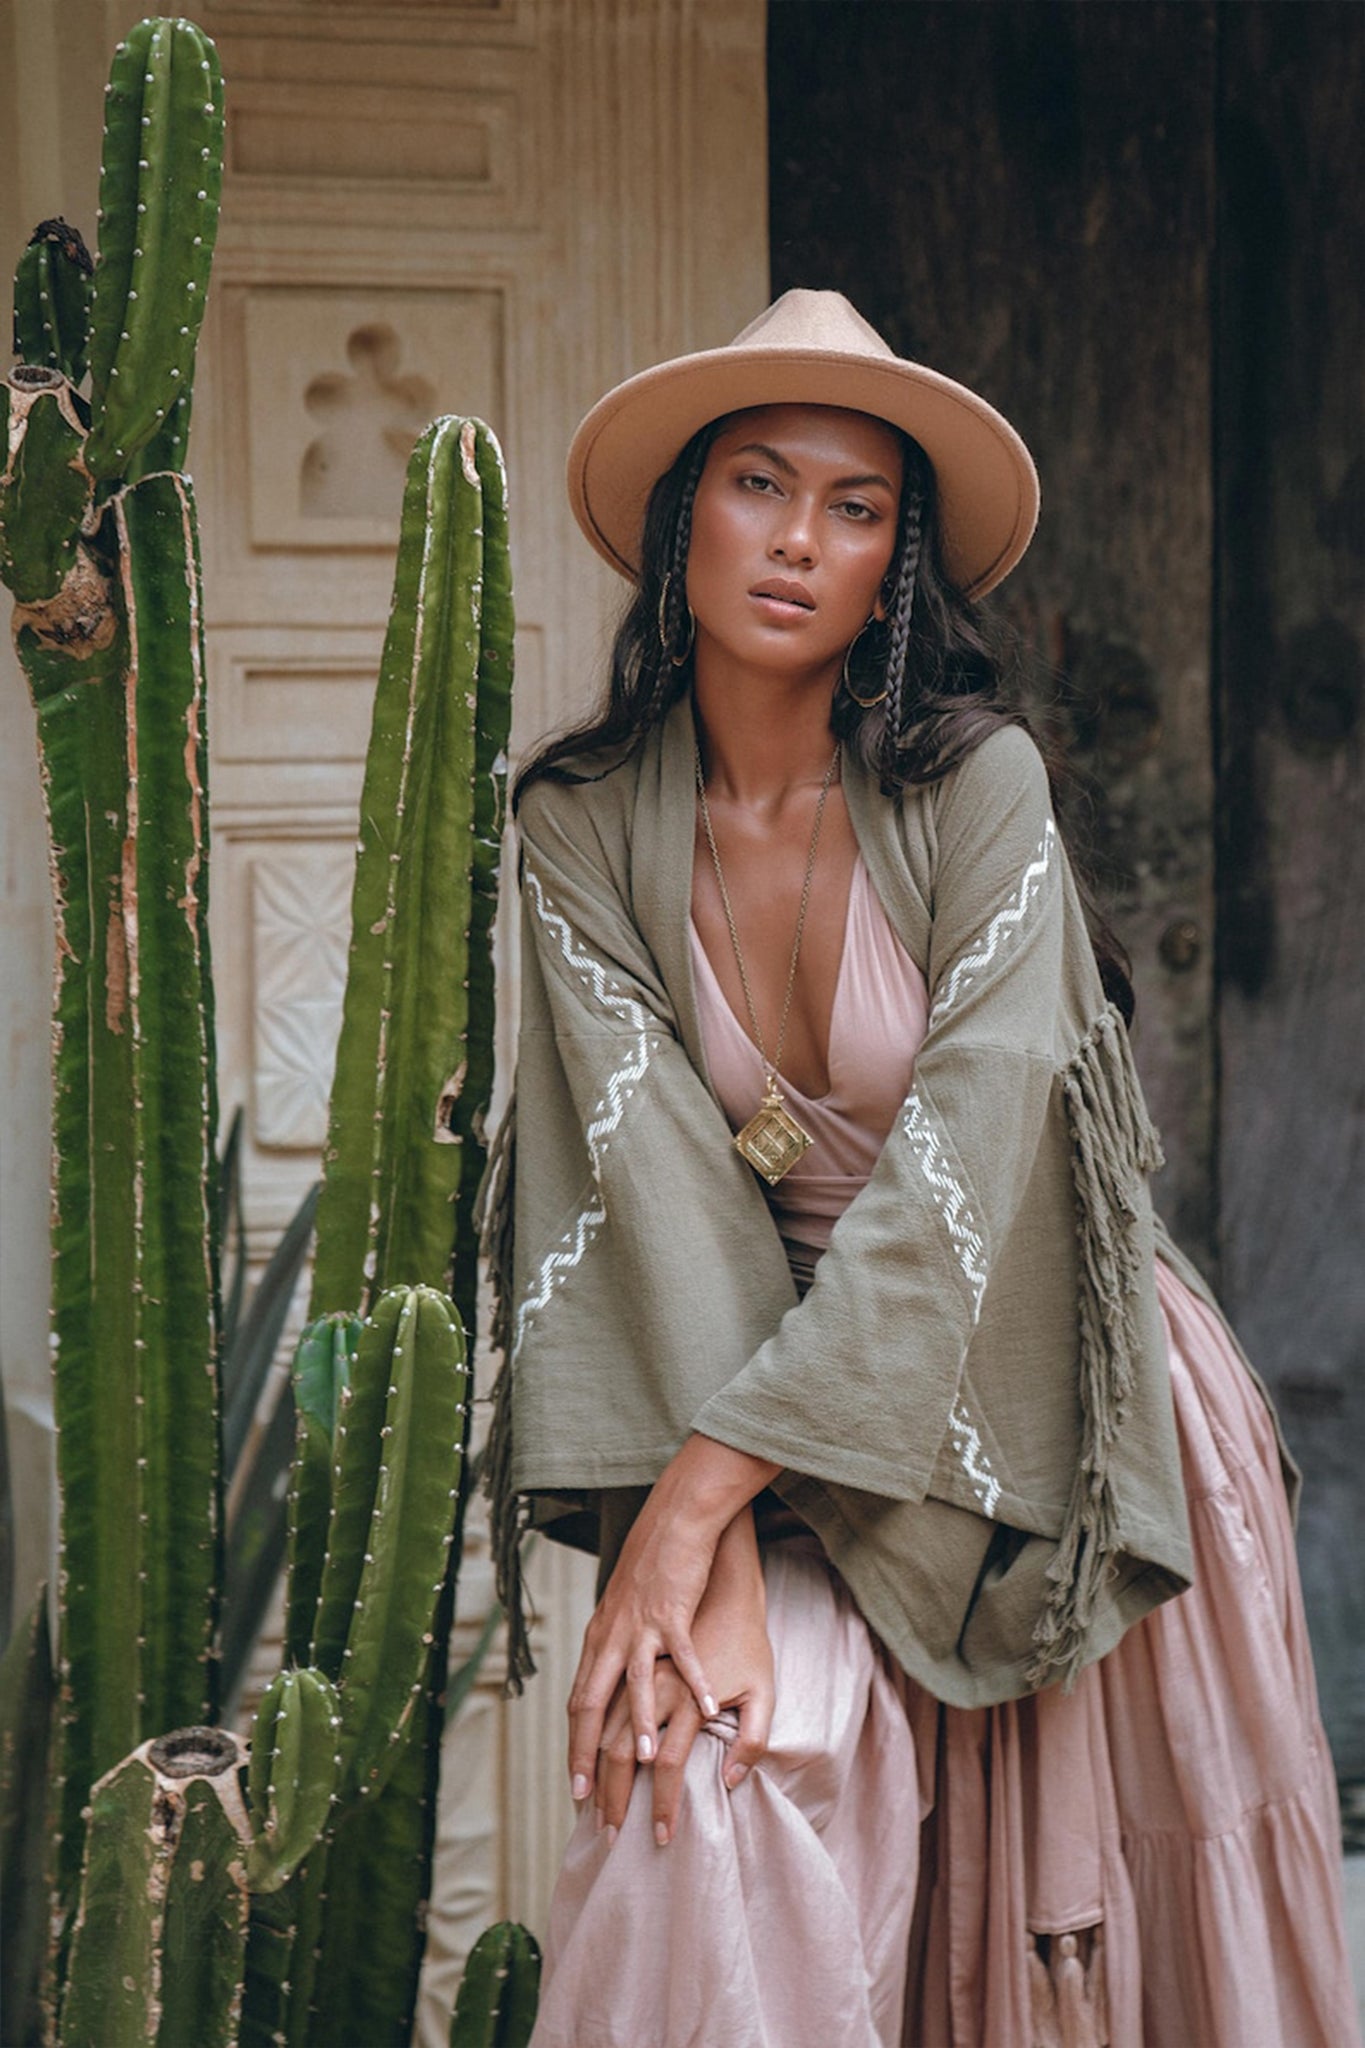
left=837, top=499, right=878, bottom=522
left=738, top=471, right=780, bottom=495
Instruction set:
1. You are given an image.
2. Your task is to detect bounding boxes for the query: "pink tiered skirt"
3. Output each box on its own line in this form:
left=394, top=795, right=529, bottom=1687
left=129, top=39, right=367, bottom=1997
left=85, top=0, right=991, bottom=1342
left=530, top=1264, right=1360, bottom=2048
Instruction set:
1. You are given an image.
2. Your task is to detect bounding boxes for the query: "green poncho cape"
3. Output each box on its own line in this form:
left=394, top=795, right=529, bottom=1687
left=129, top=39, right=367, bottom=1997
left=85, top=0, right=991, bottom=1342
left=483, top=703, right=1201, bottom=1707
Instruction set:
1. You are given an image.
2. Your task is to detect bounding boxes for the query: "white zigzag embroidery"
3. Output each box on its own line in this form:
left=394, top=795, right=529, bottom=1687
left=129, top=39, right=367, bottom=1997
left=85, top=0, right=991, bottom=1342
left=513, top=865, right=657, bottom=1359
left=948, top=1397, right=1001, bottom=1517
left=930, top=819, right=1057, bottom=1025
left=901, top=1090, right=988, bottom=1319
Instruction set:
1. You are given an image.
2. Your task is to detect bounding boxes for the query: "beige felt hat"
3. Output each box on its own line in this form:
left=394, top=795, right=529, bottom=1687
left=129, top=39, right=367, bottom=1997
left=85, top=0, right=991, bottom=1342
left=567, top=289, right=1039, bottom=599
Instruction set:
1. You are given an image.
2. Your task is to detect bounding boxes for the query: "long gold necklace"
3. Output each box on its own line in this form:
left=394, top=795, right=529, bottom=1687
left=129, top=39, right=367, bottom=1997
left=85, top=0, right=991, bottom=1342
left=694, top=739, right=841, bottom=1186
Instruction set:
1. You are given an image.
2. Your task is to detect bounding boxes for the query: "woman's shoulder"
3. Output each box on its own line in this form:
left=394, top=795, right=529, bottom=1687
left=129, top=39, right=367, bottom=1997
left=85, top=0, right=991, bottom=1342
left=515, top=745, right=649, bottom=900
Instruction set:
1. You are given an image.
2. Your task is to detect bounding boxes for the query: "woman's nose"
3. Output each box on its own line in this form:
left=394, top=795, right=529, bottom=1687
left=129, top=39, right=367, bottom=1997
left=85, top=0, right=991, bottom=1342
left=770, top=498, right=817, bottom=565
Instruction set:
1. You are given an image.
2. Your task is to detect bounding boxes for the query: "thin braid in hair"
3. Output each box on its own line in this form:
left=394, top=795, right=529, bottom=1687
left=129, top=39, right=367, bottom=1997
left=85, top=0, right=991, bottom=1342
left=881, top=487, right=924, bottom=757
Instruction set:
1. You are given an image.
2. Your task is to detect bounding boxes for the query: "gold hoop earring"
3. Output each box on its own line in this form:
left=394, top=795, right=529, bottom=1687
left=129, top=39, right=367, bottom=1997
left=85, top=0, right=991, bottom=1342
left=658, top=572, right=696, bottom=666
left=841, top=619, right=887, bottom=707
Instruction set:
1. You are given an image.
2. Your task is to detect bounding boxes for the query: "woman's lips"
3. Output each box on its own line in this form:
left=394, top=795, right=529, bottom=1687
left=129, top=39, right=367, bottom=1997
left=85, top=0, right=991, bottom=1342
left=749, top=579, right=815, bottom=614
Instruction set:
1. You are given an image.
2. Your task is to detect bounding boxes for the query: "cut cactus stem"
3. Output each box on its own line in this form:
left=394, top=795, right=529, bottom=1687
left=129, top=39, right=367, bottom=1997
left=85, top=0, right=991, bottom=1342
left=59, top=1727, right=251, bottom=2048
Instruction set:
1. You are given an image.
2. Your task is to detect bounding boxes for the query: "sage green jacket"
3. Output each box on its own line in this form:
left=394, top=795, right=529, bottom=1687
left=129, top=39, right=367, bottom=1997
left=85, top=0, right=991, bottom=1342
left=485, top=698, right=1198, bottom=1707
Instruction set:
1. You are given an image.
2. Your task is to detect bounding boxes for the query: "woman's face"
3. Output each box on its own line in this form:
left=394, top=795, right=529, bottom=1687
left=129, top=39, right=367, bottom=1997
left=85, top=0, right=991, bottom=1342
left=684, top=404, right=904, bottom=682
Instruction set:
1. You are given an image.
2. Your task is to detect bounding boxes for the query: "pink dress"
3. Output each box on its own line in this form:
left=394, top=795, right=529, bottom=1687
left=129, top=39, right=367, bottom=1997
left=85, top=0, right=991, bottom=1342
left=529, top=858, right=1359, bottom=2048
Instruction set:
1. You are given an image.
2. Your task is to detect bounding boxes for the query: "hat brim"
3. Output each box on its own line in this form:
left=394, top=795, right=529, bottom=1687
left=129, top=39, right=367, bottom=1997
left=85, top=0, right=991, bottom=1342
left=567, top=343, right=1040, bottom=598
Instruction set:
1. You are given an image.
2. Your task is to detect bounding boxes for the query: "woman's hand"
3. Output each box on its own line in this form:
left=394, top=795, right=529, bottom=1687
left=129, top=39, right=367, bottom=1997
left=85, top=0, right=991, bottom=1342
left=594, top=1507, right=774, bottom=1844
left=566, top=1434, right=778, bottom=1800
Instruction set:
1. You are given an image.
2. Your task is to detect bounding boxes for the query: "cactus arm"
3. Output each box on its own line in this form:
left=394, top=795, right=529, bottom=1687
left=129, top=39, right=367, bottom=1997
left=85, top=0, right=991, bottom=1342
left=0, top=371, right=94, bottom=605
left=113, top=472, right=219, bottom=1739
left=450, top=1922, right=542, bottom=2048
left=310, top=417, right=485, bottom=1313
left=246, top=1669, right=341, bottom=1894
left=284, top=1313, right=359, bottom=1667
left=335, top=1286, right=466, bottom=1803
left=13, top=218, right=93, bottom=382
left=85, top=20, right=223, bottom=483
left=308, top=1290, right=403, bottom=1679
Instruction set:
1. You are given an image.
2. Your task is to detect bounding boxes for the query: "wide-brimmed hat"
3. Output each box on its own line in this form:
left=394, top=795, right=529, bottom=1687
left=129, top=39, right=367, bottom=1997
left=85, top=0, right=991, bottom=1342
left=567, top=289, right=1039, bottom=598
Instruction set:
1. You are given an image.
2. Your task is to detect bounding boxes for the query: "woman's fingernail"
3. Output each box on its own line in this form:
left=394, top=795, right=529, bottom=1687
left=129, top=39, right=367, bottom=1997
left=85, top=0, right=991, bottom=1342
left=637, top=1734, right=654, bottom=1763
left=654, top=1820, right=669, bottom=1847
left=571, top=1773, right=591, bottom=1802
left=605, top=1824, right=618, bottom=1848
left=725, top=1763, right=748, bottom=1789
left=702, top=1694, right=718, bottom=1719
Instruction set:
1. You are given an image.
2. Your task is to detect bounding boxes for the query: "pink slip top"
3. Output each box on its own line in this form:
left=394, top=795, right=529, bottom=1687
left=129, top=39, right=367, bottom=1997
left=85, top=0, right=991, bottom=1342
left=691, top=856, right=931, bottom=1253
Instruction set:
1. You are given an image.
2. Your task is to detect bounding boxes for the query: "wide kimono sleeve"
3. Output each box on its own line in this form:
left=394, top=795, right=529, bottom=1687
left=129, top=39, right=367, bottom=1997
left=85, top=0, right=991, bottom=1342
left=504, top=772, right=801, bottom=1491
left=691, top=723, right=1076, bottom=1501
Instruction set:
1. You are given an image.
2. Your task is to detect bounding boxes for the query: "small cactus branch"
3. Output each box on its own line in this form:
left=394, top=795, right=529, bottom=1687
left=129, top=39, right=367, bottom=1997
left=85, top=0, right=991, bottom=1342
left=85, top=18, right=223, bottom=483
left=450, top=1922, right=542, bottom=2048
left=12, top=218, right=93, bottom=383
left=334, top=1287, right=467, bottom=1803
left=284, top=1314, right=360, bottom=1668
left=246, top=1669, right=341, bottom=1895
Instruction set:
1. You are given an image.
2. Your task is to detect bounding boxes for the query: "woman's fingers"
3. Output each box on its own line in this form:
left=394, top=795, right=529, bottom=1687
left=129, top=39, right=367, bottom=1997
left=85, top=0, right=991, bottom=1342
left=567, top=1626, right=646, bottom=1796
left=650, top=1689, right=703, bottom=1846
left=595, top=1693, right=640, bottom=1835
left=722, top=1677, right=774, bottom=1791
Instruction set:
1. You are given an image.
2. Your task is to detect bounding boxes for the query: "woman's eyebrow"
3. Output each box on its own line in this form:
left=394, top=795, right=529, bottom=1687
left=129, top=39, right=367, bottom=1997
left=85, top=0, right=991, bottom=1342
left=730, top=441, right=897, bottom=493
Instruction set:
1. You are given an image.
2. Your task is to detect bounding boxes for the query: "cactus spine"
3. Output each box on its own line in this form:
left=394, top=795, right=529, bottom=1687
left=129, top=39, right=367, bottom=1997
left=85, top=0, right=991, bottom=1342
left=449, top=1923, right=542, bottom=2048
left=0, top=14, right=225, bottom=1942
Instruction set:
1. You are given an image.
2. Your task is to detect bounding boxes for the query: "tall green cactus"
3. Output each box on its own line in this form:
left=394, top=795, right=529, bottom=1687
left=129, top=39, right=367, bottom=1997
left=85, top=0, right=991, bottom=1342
left=310, top=415, right=513, bottom=1330
left=0, top=13, right=225, bottom=1943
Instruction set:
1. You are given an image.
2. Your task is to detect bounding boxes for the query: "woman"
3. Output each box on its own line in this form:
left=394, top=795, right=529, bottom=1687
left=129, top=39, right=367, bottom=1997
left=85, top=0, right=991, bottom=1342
left=482, top=291, right=1359, bottom=2046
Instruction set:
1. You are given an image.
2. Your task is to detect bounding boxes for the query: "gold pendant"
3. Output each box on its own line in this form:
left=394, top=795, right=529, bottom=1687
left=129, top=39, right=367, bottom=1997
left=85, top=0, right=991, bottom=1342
left=734, top=1083, right=813, bottom=1186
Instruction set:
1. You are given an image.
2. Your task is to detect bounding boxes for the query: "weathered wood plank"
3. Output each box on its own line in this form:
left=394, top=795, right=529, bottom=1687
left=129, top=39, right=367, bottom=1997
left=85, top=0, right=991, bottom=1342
left=769, top=0, right=1219, bottom=1263
left=1215, top=0, right=1365, bottom=1776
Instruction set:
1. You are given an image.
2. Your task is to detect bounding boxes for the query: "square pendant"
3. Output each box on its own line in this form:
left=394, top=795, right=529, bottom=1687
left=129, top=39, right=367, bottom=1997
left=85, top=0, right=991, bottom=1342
left=734, top=1098, right=814, bottom=1186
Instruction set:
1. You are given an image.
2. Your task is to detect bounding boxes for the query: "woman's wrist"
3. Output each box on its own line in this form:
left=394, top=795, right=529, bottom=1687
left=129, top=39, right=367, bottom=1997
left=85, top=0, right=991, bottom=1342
left=650, top=1433, right=779, bottom=1547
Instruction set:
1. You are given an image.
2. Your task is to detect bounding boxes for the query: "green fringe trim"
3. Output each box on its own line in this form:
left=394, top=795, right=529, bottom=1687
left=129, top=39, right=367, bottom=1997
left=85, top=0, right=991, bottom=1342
left=1027, top=1005, right=1165, bottom=1690
left=473, top=1094, right=536, bottom=1694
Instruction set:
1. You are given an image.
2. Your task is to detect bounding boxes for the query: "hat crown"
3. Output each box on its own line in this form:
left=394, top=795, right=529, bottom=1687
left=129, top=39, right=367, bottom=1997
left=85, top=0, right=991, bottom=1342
left=729, top=288, right=898, bottom=362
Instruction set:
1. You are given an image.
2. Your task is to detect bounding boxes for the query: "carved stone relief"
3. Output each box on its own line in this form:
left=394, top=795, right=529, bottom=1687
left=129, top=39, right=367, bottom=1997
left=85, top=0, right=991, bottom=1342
left=250, top=848, right=352, bottom=1151
left=243, top=286, right=502, bottom=549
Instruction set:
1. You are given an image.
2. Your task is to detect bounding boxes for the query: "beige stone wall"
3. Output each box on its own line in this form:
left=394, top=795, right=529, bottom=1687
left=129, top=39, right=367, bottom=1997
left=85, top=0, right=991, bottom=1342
left=1, top=0, right=767, bottom=2028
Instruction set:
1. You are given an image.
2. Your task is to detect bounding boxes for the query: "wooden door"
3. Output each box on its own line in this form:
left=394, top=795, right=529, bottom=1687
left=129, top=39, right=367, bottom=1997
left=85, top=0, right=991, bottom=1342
left=769, top=0, right=1363, bottom=1781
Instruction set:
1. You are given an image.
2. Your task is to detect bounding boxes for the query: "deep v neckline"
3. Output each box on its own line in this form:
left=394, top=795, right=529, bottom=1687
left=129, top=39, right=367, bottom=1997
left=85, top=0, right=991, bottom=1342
left=689, top=857, right=863, bottom=1107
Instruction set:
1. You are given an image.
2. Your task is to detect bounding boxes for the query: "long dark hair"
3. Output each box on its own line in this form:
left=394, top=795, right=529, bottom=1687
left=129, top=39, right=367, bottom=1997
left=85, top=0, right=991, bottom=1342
left=516, top=419, right=1134, bottom=1019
